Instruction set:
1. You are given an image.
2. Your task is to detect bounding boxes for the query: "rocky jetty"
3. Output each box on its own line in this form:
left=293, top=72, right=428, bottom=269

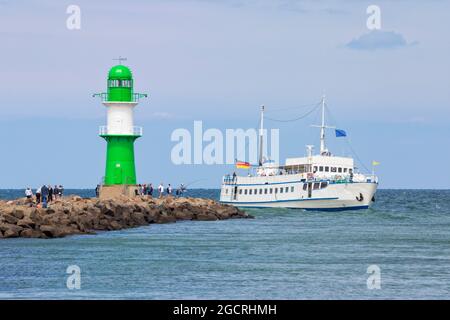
left=0, top=196, right=252, bottom=239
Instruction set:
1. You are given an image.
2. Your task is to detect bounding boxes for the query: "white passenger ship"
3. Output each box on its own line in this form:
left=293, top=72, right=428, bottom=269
left=219, top=96, right=378, bottom=211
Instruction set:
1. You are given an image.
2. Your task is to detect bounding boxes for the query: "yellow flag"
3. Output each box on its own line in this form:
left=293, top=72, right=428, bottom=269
left=372, top=161, right=380, bottom=166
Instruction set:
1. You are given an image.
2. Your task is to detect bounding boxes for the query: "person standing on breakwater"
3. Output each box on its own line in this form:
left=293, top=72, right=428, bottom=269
left=142, top=184, right=147, bottom=195
left=48, top=185, right=53, bottom=202
left=41, top=185, right=49, bottom=207
left=25, top=187, right=33, bottom=199
left=53, top=185, right=59, bottom=199
left=158, top=183, right=164, bottom=198
left=148, top=183, right=154, bottom=197
left=176, top=183, right=186, bottom=196
left=36, top=186, right=41, bottom=204
left=58, top=185, right=64, bottom=198
left=167, top=184, right=173, bottom=196
left=95, top=184, right=100, bottom=197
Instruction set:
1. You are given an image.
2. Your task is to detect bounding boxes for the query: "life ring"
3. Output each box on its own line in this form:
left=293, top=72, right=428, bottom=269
left=356, top=193, right=364, bottom=202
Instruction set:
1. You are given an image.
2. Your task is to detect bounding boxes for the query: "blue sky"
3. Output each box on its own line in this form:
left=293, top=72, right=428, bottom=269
left=0, top=0, right=449, bottom=189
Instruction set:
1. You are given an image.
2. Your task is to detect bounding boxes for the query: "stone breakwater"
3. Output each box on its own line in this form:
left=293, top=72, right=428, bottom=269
left=0, top=196, right=252, bottom=239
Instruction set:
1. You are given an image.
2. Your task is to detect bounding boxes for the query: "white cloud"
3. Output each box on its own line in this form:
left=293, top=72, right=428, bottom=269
left=346, top=30, right=416, bottom=51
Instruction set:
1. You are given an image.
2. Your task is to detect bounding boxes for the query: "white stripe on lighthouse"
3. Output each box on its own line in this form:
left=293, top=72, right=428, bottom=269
left=103, top=102, right=138, bottom=135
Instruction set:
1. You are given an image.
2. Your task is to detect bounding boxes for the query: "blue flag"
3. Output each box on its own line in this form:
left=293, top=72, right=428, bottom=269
left=335, top=129, right=347, bottom=137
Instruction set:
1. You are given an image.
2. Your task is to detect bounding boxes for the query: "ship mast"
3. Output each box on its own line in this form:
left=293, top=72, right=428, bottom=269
left=258, top=105, right=265, bottom=166
left=312, top=94, right=334, bottom=156
left=320, top=95, right=326, bottom=155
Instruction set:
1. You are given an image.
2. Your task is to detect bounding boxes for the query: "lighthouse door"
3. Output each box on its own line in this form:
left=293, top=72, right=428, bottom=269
left=113, top=165, right=123, bottom=184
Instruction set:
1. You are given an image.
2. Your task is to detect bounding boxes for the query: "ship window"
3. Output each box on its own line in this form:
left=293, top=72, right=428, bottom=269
left=303, top=183, right=307, bottom=191
left=285, top=187, right=289, bottom=193
left=349, top=169, right=353, bottom=174
left=239, top=189, right=242, bottom=195
left=319, top=166, right=324, bottom=172
left=313, top=166, right=318, bottom=173
left=275, top=188, right=278, bottom=194
left=313, top=182, right=320, bottom=190
left=264, top=188, right=267, bottom=194
left=280, top=187, right=283, bottom=193
left=338, top=168, right=342, bottom=173
left=249, top=189, right=252, bottom=195
left=270, top=188, right=273, bottom=194
left=225, top=189, right=228, bottom=194
left=325, top=166, right=329, bottom=172
left=344, top=168, right=347, bottom=173
left=254, top=189, right=258, bottom=195
left=259, top=189, right=263, bottom=194
left=320, top=182, right=328, bottom=189
left=331, top=167, right=336, bottom=172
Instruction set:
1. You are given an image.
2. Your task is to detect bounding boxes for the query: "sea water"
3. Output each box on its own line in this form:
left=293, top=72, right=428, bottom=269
left=0, top=189, right=449, bottom=299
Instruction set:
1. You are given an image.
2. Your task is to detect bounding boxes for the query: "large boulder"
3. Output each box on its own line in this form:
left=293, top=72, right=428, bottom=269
left=2, top=214, right=19, bottom=225
left=1, top=224, right=24, bottom=238
left=20, top=229, right=46, bottom=238
left=17, top=217, right=36, bottom=229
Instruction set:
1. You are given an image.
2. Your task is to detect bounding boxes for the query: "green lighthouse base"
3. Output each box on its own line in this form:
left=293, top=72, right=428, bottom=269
left=102, top=135, right=139, bottom=186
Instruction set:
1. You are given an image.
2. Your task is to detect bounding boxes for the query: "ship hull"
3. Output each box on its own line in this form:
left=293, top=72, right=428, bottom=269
left=220, top=180, right=377, bottom=211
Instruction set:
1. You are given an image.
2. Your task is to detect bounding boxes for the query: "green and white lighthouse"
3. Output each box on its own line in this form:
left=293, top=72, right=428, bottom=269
left=94, top=60, right=147, bottom=192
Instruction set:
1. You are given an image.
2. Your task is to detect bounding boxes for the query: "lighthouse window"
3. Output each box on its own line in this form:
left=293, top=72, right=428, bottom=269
left=338, top=168, right=342, bottom=173
left=325, top=166, right=330, bottom=172
left=319, top=166, right=324, bottom=172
